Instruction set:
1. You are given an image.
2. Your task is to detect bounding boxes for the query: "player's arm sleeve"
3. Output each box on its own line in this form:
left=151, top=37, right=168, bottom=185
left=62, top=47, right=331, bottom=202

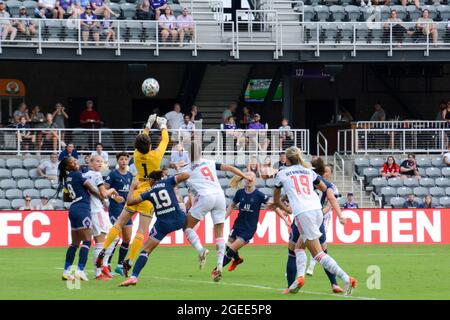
left=215, top=163, right=222, bottom=171
left=274, top=172, right=282, bottom=188
left=232, top=190, right=240, bottom=204
left=155, top=129, right=169, bottom=158
left=312, top=173, right=322, bottom=186
left=319, top=176, right=333, bottom=189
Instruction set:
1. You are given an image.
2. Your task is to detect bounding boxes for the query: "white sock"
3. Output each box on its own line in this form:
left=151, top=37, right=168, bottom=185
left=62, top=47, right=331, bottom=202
left=314, top=251, right=349, bottom=284
left=102, top=239, right=117, bottom=267
left=216, top=237, right=225, bottom=271
left=295, top=249, right=307, bottom=277
left=93, top=242, right=103, bottom=277
left=308, top=253, right=317, bottom=270
left=185, top=228, right=205, bottom=255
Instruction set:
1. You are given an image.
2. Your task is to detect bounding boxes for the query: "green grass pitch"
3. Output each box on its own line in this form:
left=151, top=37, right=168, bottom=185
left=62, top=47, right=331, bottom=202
left=1, top=244, right=449, bottom=300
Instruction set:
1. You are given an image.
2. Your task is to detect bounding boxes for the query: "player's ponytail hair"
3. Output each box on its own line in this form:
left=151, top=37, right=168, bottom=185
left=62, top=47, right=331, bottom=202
left=311, top=156, right=326, bottom=175
left=55, top=157, right=71, bottom=199
left=148, top=170, right=164, bottom=183
left=285, top=146, right=311, bottom=168
left=229, top=175, right=244, bottom=189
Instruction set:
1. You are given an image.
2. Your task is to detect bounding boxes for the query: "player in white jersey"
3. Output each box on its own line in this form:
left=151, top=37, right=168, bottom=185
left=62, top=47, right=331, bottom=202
left=83, top=155, right=124, bottom=280
left=271, top=147, right=357, bottom=296
left=182, top=141, right=254, bottom=282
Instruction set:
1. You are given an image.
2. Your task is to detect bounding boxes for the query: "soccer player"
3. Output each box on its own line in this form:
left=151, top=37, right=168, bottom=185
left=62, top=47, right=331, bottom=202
left=223, top=171, right=289, bottom=272
left=59, top=156, right=107, bottom=281
left=120, top=169, right=190, bottom=286
left=104, top=152, right=134, bottom=276
left=84, top=155, right=125, bottom=280
left=271, top=147, right=357, bottom=296
left=182, top=141, right=254, bottom=282
left=96, top=115, right=169, bottom=275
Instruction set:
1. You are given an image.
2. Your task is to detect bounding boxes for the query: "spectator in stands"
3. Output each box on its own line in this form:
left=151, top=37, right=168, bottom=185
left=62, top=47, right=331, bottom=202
left=177, top=7, right=194, bottom=47
left=19, top=196, right=34, bottom=211
left=247, top=156, right=261, bottom=178
left=91, top=0, right=118, bottom=18
left=339, top=108, right=353, bottom=122
left=80, top=6, right=100, bottom=45
left=279, top=118, right=293, bottom=149
left=222, top=102, right=237, bottom=124
left=0, top=1, right=17, bottom=41
left=369, top=103, right=386, bottom=121
left=16, top=116, right=36, bottom=151
left=239, top=106, right=253, bottom=129
left=36, top=0, right=58, bottom=19
left=16, top=6, right=37, bottom=36
left=224, top=116, right=245, bottom=148
left=13, top=103, right=30, bottom=125
left=402, top=193, right=420, bottom=208
left=91, top=143, right=109, bottom=163
left=80, top=100, right=101, bottom=128
left=189, top=105, right=202, bottom=122
left=38, top=152, right=59, bottom=184
left=170, top=144, right=190, bottom=170
left=41, top=113, right=59, bottom=151
left=151, top=0, right=168, bottom=20
left=440, top=100, right=450, bottom=122
left=52, top=102, right=68, bottom=142
left=136, top=0, right=152, bottom=20
left=277, top=152, right=287, bottom=169
left=401, top=0, right=420, bottom=11
left=248, top=113, right=265, bottom=130
left=80, top=154, right=91, bottom=173
left=420, top=194, right=436, bottom=208
left=69, top=0, right=85, bottom=19
left=101, top=10, right=116, bottom=44
left=248, top=113, right=269, bottom=151
left=343, top=192, right=359, bottom=209
left=36, top=195, right=54, bottom=210
left=383, top=10, right=411, bottom=45
left=381, top=156, right=400, bottom=179
left=159, top=6, right=178, bottom=44
left=165, top=103, right=183, bottom=130
left=436, top=101, right=447, bottom=120
left=58, top=143, right=79, bottom=161
left=443, top=147, right=450, bottom=166
left=260, top=156, right=277, bottom=180
left=417, top=9, right=438, bottom=44
left=400, top=154, right=421, bottom=180
left=30, top=106, right=45, bottom=128
left=180, top=114, right=195, bottom=146
left=57, top=0, right=73, bottom=19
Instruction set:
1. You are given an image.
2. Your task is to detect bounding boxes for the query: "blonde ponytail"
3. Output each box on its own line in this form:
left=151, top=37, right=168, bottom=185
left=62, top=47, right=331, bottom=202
left=285, top=146, right=311, bottom=168
left=229, top=175, right=244, bottom=189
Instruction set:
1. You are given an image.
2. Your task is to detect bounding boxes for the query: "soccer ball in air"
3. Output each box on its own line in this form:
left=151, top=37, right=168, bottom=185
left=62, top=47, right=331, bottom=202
left=142, top=78, right=160, bottom=97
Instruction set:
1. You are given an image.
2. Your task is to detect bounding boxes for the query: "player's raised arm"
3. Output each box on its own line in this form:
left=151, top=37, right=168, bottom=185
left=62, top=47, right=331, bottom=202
left=174, top=172, right=190, bottom=184
left=154, top=116, right=169, bottom=155
left=316, top=179, right=346, bottom=225
left=272, top=187, right=292, bottom=214
left=219, top=163, right=254, bottom=183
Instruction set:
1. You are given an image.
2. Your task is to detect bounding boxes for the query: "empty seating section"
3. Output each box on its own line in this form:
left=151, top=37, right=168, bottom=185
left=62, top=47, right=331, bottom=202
left=357, top=154, right=450, bottom=207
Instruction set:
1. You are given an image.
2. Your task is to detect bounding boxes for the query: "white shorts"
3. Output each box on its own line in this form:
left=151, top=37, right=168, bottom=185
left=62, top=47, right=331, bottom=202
left=294, top=209, right=323, bottom=242
left=190, top=193, right=226, bottom=225
left=91, top=210, right=112, bottom=237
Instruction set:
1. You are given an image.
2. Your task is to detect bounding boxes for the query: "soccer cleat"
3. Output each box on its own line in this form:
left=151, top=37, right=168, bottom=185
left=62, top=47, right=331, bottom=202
left=120, top=277, right=138, bottom=287
left=306, top=265, right=314, bottom=276
left=281, top=288, right=290, bottom=295
left=288, top=276, right=305, bottom=294
left=211, top=267, right=222, bottom=282
left=332, top=284, right=344, bottom=294
left=75, top=270, right=89, bottom=282
left=199, top=248, right=209, bottom=270
left=95, top=249, right=106, bottom=268
left=115, top=265, right=124, bottom=276
left=122, top=259, right=132, bottom=278
left=101, top=266, right=113, bottom=279
left=344, top=277, right=358, bottom=296
left=228, top=257, right=244, bottom=272
left=146, top=114, right=157, bottom=129
left=95, top=274, right=113, bottom=281
left=61, top=270, right=74, bottom=281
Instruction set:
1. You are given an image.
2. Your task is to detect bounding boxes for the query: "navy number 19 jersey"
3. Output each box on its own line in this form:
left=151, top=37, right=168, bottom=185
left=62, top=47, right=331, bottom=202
left=140, top=176, right=183, bottom=219
left=232, top=189, right=269, bottom=238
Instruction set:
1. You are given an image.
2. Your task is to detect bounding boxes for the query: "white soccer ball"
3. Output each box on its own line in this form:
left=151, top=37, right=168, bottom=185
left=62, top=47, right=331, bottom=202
left=142, top=78, right=160, bottom=97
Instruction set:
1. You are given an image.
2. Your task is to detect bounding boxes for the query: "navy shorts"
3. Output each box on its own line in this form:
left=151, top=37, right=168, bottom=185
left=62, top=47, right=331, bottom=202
left=69, top=204, right=92, bottom=231
left=109, top=207, right=133, bottom=227
left=229, top=228, right=254, bottom=244
left=289, top=221, right=326, bottom=245
left=149, top=214, right=186, bottom=242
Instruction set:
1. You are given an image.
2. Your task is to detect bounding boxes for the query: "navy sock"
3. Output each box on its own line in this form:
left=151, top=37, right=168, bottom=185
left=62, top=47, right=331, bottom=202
left=118, top=242, right=129, bottom=265
left=286, top=249, right=297, bottom=287
left=131, top=251, right=149, bottom=278
left=223, top=246, right=235, bottom=267
left=322, top=249, right=338, bottom=286
left=108, top=246, right=116, bottom=265
left=64, top=245, right=78, bottom=271
left=77, top=241, right=91, bottom=271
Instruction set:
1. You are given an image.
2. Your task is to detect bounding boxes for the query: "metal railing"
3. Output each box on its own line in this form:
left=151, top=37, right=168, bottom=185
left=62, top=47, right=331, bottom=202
left=333, top=151, right=345, bottom=184
left=316, top=131, right=328, bottom=161
left=355, top=120, right=448, bottom=129
left=0, top=128, right=310, bottom=156
left=337, top=129, right=354, bottom=155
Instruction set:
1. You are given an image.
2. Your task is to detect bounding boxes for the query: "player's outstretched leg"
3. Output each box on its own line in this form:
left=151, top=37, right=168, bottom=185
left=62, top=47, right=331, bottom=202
left=96, top=224, right=122, bottom=268
left=62, top=244, right=78, bottom=280
left=288, top=248, right=307, bottom=294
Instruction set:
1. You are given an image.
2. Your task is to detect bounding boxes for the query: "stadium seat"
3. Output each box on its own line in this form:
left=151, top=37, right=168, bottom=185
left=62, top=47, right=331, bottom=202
left=338, top=197, right=346, bottom=207
left=406, top=5, right=421, bottom=20
left=416, top=156, right=431, bottom=167
left=390, top=197, right=405, bottom=208
left=225, top=188, right=236, bottom=198
left=265, top=178, right=276, bottom=188
left=371, top=177, right=388, bottom=193
left=369, top=157, right=384, bottom=167
left=12, top=169, right=29, bottom=179
left=0, top=199, right=11, bottom=209
left=219, top=178, right=229, bottom=188
left=435, top=177, right=450, bottom=188
left=109, top=2, right=121, bottom=16
left=0, top=159, right=5, bottom=168
left=397, top=187, right=412, bottom=197
left=345, top=5, right=360, bottom=21
left=41, top=189, right=57, bottom=199
left=108, top=158, right=117, bottom=169
left=446, top=186, right=450, bottom=196
left=28, top=168, right=40, bottom=180
left=413, top=187, right=429, bottom=198
left=314, top=5, right=330, bottom=21
left=260, top=187, right=274, bottom=197
left=11, top=199, right=25, bottom=210
left=439, top=196, right=450, bottom=207
left=1, top=179, right=17, bottom=189
left=387, top=177, right=403, bottom=188
left=120, top=3, right=137, bottom=20
left=0, top=189, right=4, bottom=199
left=217, top=170, right=226, bottom=178
left=437, top=5, right=450, bottom=21
left=329, top=5, right=345, bottom=21
left=23, top=189, right=40, bottom=199
left=35, top=179, right=52, bottom=190
left=0, top=168, right=12, bottom=180
left=426, top=167, right=441, bottom=178
left=362, top=167, right=378, bottom=185
left=430, top=186, right=445, bottom=197
left=23, top=158, right=40, bottom=169
left=17, top=179, right=34, bottom=190
left=53, top=199, right=65, bottom=209
left=431, top=156, right=444, bottom=167
left=441, top=167, right=450, bottom=177
left=417, top=167, right=426, bottom=176
left=420, top=177, right=435, bottom=187
left=6, top=158, right=23, bottom=169
left=6, top=189, right=23, bottom=200
left=6, top=0, right=21, bottom=17
left=303, top=6, right=315, bottom=21
left=381, top=187, right=397, bottom=205
left=403, top=177, right=419, bottom=188
left=23, top=0, right=37, bottom=17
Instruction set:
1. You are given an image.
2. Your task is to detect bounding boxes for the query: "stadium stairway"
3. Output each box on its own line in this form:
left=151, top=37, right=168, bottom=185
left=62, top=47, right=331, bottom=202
left=194, top=64, right=252, bottom=128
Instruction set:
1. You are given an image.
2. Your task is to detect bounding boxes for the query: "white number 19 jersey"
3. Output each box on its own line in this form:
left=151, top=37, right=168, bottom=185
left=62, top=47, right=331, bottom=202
left=274, top=164, right=322, bottom=216
left=184, top=159, right=223, bottom=197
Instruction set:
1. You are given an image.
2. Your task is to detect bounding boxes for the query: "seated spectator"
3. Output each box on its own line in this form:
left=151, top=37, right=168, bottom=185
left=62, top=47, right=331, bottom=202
left=247, top=156, right=261, bottom=178
left=248, top=114, right=269, bottom=151
left=16, top=6, right=37, bottom=37
left=136, top=0, right=153, bottom=20
left=41, top=113, right=59, bottom=151
left=101, top=10, right=116, bottom=43
left=370, top=103, right=386, bottom=122
left=165, top=103, right=183, bottom=130
left=80, top=154, right=91, bottom=173
left=159, top=6, right=178, bottom=44
left=339, top=108, right=353, bottom=122
left=91, top=143, right=109, bottom=163
left=443, top=147, right=450, bottom=166
left=59, top=143, right=79, bottom=161
left=30, top=106, right=46, bottom=128
left=177, top=7, right=194, bottom=47
left=276, top=152, right=287, bottom=169
left=224, top=116, right=237, bottom=130
left=417, top=9, right=438, bottom=44
left=381, top=156, right=400, bottom=179
left=80, top=100, right=102, bottom=128
left=80, top=6, right=100, bottom=45
left=436, top=101, right=447, bottom=120
left=36, top=195, right=54, bottom=210
left=151, top=0, right=168, bottom=20
left=224, top=116, right=245, bottom=148
left=19, top=196, right=35, bottom=210
left=239, top=106, right=253, bottom=129
left=38, top=152, right=59, bottom=184
left=383, top=10, right=412, bottom=44
left=343, top=192, right=359, bottom=209
left=402, top=193, right=420, bottom=208
left=279, top=118, right=293, bottom=149
left=13, top=103, right=30, bottom=125
left=189, top=105, right=202, bottom=122
left=260, top=156, right=278, bottom=180
left=56, top=0, right=73, bottom=19
left=400, top=154, right=420, bottom=180
left=248, top=113, right=265, bottom=130
left=16, top=116, right=36, bottom=151
left=170, top=144, right=190, bottom=170
left=91, top=0, right=118, bottom=18
left=222, top=102, right=237, bottom=125
left=180, top=114, right=195, bottom=146
left=35, top=0, right=58, bottom=19
left=420, top=194, right=436, bottom=209
left=0, top=1, right=17, bottom=41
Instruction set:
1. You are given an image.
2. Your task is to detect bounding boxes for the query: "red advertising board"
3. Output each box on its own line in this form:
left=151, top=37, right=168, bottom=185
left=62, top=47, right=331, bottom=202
left=1, top=209, right=449, bottom=248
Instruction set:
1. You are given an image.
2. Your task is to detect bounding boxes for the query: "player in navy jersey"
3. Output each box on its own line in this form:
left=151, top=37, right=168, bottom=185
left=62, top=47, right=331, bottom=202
left=104, top=152, right=134, bottom=276
left=119, top=169, right=190, bottom=286
left=59, top=156, right=104, bottom=281
left=223, top=172, right=289, bottom=272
